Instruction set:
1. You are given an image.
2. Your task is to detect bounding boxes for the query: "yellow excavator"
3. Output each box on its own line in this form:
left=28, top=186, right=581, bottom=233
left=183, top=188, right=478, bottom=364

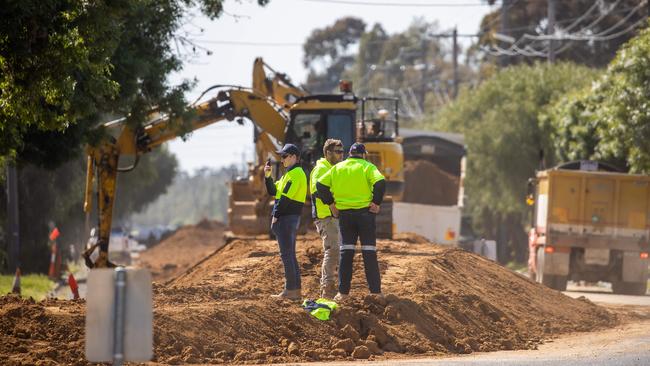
left=83, top=59, right=404, bottom=268
left=231, top=58, right=404, bottom=238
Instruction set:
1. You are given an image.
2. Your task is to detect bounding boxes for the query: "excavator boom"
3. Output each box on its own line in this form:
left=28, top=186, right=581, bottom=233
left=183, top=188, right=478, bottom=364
left=83, top=88, right=287, bottom=268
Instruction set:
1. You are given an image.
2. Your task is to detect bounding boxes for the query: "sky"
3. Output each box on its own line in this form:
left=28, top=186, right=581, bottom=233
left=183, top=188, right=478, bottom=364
left=167, top=0, right=497, bottom=174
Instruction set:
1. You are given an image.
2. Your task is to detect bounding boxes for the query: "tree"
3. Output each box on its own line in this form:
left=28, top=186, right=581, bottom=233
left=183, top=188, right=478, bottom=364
left=303, top=17, right=366, bottom=93
left=0, top=0, right=268, bottom=272
left=429, top=63, right=598, bottom=263
left=350, top=19, right=476, bottom=122
left=479, top=0, right=646, bottom=67
left=0, top=0, right=269, bottom=166
left=544, top=22, right=650, bottom=173
left=0, top=147, right=177, bottom=273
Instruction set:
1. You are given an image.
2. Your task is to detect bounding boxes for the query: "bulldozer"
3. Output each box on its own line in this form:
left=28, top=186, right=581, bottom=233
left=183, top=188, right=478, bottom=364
left=83, top=59, right=404, bottom=268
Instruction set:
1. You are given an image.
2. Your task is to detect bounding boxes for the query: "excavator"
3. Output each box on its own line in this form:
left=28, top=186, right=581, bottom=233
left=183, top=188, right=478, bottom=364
left=231, top=58, right=404, bottom=237
left=83, top=58, right=404, bottom=269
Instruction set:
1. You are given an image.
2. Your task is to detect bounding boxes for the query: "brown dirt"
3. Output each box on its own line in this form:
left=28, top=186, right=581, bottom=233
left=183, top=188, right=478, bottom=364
left=0, top=232, right=619, bottom=365
left=137, top=219, right=225, bottom=281
left=400, top=160, right=459, bottom=206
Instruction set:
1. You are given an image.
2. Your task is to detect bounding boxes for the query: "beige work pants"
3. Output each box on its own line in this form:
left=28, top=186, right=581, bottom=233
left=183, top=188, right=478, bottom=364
left=315, top=216, right=340, bottom=293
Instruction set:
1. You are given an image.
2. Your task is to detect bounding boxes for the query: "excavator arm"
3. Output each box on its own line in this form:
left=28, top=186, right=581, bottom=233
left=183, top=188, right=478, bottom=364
left=83, top=88, right=287, bottom=268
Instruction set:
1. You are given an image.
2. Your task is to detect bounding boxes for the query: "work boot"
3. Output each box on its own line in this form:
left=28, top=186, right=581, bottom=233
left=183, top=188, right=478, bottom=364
left=270, top=289, right=301, bottom=300
left=333, top=292, right=349, bottom=302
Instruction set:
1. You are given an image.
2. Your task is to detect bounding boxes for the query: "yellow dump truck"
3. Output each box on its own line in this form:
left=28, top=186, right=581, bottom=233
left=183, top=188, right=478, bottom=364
left=528, top=161, right=650, bottom=295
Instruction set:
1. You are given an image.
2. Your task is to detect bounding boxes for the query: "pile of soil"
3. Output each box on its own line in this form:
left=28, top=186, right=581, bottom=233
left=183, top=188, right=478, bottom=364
left=0, top=296, right=86, bottom=366
left=137, top=219, right=225, bottom=281
left=400, top=160, right=459, bottom=206
left=0, top=233, right=618, bottom=365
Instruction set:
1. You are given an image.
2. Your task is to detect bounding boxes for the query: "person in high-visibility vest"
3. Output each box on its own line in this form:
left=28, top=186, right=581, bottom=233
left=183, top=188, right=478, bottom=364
left=316, top=142, right=386, bottom=301
left=310, top=139, right=344, bottom=298
left=264, top=143, right=307, bottom=300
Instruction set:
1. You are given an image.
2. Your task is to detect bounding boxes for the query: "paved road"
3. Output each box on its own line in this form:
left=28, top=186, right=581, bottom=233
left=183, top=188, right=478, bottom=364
left=288, top=320, right=650, bottom=366
left=563, top=282, right=650, bottom=306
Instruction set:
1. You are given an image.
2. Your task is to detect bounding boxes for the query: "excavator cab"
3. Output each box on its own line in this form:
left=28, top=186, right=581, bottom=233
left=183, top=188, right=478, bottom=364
left=287, top=106, right=355, bottom=167
left=358, top=97, right=399, bottom=142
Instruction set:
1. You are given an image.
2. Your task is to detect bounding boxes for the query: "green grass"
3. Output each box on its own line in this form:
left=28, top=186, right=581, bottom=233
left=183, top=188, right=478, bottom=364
left=0, top=274, right=56, bottom=301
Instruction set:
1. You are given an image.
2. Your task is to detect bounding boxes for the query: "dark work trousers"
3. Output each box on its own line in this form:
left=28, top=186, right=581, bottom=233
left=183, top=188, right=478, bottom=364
left=271, top=214, right=302, bottom=290
left=338, top=208, right=381, bottom=294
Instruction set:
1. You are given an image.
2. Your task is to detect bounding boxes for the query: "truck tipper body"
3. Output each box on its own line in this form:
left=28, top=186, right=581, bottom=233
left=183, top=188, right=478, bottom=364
left=529, top=162, right=650, bottom=295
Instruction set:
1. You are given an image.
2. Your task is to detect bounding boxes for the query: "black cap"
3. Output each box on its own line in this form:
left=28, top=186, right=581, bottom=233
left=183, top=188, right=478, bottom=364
left=277, top=143, right=300, bottom=157
left=349, top=142, right=366, bottom=155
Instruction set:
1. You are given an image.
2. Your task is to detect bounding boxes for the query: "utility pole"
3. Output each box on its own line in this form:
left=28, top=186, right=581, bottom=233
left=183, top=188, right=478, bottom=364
left=420, top=39, right=428, bottom=108
left=548, top=0, right=557, bottom=63
left=452, top=27, right=459, bottom=98
left=500, top=0, right=510, bottom=67
left=6, top=163, right=20, bottom=272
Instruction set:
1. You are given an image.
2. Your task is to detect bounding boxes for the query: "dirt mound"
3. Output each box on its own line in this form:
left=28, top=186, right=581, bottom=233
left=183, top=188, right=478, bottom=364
left=0, top=235, right=618, bottom=365
left=153, top=236, right=616, bottom=364
left=400, top=160, right=459, bottom=206
left=137, top=219, right=225, bottom=281
left=0, top=296, right=85, bottom=366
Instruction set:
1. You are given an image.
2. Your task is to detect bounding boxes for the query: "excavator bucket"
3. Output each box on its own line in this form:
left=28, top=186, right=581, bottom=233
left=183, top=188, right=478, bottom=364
left=228, top=180, right=272, bottom=235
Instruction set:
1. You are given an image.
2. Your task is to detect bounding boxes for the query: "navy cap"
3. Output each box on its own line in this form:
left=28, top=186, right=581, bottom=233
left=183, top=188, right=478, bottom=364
left=349, top=142, right=367, bottom=155
left=277, top=143, right=300, bottom=156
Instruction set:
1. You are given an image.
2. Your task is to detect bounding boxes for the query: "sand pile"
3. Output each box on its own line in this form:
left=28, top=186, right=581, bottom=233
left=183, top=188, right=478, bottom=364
left=137, top=219, right=225, bottom=281
left=400, top=160, right=459, bottom=206
left=0, top=232, right=618, bottom=365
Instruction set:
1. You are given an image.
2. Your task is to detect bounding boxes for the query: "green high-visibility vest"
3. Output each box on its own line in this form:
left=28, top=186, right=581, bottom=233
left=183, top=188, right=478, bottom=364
left=317, top=157, right=385, bottom=210
left=275, top=165, right=307, bottom=203
left=310, top=158, right=333, bottom=219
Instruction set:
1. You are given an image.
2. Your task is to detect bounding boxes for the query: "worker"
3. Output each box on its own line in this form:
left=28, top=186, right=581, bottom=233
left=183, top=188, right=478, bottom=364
left=264, top=143, right=307, bottom=300
left=310, top=139, right=345, bottom=298
left=316, top=142, right=386, bottom=301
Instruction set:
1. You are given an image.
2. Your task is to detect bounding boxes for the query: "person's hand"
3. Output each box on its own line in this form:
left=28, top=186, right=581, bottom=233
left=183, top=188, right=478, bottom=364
left=329, top=204, right=339, bottom=218
left=264, top=164, right=272, bottom=178
left=369, top=202, right=380, bottom=214
left=272, top=216, right=278, bottom=225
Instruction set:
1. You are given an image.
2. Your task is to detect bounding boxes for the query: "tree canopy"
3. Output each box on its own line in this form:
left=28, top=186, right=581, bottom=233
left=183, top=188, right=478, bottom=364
left=429, top=62, right=598, bottom=262
left=0, top=0, right=268, bottom=166
left=544, top=22, right=650, bottom=173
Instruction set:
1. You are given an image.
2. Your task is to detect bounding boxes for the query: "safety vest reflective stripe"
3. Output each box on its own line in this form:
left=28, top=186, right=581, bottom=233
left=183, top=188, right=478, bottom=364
left=340, top=245, right=377, bottom=251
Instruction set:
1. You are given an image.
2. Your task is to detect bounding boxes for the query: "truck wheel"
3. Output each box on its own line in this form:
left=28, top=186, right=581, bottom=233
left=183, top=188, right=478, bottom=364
left=536, top=247, right=568, bottom=291
left=612, top=281, right=647, bottom=296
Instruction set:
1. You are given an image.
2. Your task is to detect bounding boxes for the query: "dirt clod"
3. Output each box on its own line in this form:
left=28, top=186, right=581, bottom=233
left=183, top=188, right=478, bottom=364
left=352, top=345, right=371, bottom=359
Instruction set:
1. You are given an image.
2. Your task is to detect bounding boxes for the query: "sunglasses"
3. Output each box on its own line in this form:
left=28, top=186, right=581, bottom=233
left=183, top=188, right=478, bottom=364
left=332, top=148, right=344, bottom=154
left=280, top=154, right=291, bottom=159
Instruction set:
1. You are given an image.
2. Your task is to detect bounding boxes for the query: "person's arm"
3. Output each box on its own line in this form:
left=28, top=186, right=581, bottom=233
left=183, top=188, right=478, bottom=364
left=316, top=170, right=334, bottom=205
left=265, top=177, right=277, bottom=196
left=316, top=182, right=334, bottom=205
left=372, top=179, right=386, bottom=205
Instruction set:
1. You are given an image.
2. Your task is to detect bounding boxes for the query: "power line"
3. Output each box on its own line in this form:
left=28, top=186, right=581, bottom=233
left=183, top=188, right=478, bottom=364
left=487, top=0, right=647, bottom=58
left=300, top=0, right=499, bottom=7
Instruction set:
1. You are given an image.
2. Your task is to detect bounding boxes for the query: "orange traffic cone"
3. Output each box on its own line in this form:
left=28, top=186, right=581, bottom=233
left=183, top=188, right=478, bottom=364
left=11, top=268, right=21, bottom=295
left=68, top=273, right=80, bottom=300
left=48, top=242, right=57, bottom=279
